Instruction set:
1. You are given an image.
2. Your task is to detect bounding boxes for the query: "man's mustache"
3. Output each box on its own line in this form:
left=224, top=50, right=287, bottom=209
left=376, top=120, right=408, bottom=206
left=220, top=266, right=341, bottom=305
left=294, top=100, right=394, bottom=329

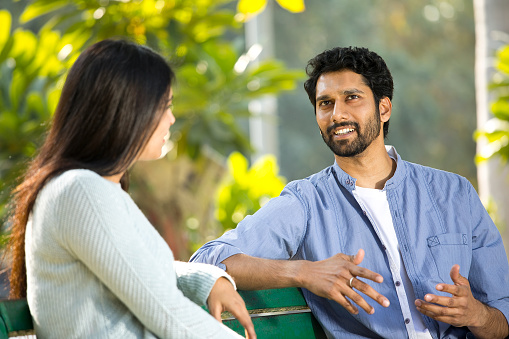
left=326, top=122, right=360, bottom=134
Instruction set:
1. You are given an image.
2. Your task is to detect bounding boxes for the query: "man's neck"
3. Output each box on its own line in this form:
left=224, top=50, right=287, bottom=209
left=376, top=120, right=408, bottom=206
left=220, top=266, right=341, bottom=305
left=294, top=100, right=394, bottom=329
left=334, top=141, right=396, bottom=190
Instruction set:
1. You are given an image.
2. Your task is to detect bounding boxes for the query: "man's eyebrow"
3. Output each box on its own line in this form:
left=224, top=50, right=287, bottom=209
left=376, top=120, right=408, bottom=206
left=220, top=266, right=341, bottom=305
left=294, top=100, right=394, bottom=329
left=316, top=95, right=331, bottom=102
left=316, top=89, right=365, bottom=102
left=342, top=88, right=364, bottom=95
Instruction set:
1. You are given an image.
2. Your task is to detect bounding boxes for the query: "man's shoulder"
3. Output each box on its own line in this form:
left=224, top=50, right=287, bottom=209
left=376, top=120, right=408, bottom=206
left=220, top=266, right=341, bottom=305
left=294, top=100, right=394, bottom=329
left=402, top=160, right=470, bottom=187
left=285, top=164, right=336, bottom=192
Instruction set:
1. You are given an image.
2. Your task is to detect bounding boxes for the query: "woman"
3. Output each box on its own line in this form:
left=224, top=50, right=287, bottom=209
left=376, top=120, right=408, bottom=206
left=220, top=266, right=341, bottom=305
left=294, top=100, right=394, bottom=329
left=8, top=39, right=255, bottom=338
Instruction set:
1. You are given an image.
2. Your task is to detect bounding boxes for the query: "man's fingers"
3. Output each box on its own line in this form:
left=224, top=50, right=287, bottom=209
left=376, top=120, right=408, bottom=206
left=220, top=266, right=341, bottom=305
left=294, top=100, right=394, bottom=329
left=422, top=293, right=464, bottom=308
left=351, top=266, right=384, bottom=284
left=330, top=291, right=359, bottom=314
left=352, top=248, right=365, bottom=265
left=415, top=299, right=462, bottom=324
left=351, top=278, right=391, bottom=308
left=449, top=264, right=468, bottom=286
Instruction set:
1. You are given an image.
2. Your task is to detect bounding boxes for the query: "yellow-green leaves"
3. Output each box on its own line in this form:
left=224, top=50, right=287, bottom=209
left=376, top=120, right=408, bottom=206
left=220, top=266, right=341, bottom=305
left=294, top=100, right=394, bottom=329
left=237, top=0, right=305, bottom=21
left=275, top=0, right=305, bottom=13
left=0, top=10, right=11, bottom=51
left=475, top=45, right=509, bottom=164
left=20, top=0, right=69, bottom=23
left=215, top=152, right=286, bottom=230
left=496, top=45, right=509, bottom=75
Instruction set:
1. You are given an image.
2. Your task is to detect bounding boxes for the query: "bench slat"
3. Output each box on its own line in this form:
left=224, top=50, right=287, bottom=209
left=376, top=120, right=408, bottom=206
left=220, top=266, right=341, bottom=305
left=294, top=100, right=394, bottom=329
left=237, top=288, right=308, bottom=310
left=223, top=310, right=327, bottom=339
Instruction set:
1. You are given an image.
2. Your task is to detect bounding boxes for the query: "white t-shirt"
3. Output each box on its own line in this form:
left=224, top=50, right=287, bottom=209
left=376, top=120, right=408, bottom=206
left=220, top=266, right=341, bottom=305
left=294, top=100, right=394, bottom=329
left=352, top=148, right=432, bottom=339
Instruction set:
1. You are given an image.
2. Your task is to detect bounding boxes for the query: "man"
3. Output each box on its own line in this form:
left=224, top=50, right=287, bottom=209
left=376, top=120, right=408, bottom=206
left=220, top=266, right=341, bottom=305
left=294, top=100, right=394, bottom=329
left=190, top=47, right=509, bottom=338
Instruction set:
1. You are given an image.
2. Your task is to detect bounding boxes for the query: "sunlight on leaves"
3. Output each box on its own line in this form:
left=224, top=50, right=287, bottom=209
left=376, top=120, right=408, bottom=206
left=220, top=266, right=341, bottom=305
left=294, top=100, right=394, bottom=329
left=275, top=0, right=305, bottom=13
left=215, top=152, right=286, bottom=230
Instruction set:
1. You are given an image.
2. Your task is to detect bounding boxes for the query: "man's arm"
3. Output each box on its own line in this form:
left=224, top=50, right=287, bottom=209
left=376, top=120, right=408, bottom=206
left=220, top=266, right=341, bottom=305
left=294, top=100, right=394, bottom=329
left=223, top=249, right=390, bottom=315
left=415, top=265, right=509, bottom=339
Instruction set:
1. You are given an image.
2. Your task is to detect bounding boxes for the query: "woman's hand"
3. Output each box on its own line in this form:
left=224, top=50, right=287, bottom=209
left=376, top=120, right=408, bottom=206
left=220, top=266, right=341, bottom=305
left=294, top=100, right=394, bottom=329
left=207, top=277, right=256, bottom=339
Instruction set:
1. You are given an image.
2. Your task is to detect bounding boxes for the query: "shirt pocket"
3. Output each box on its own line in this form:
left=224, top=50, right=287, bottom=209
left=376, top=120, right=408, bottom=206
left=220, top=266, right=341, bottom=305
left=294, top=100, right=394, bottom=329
left=427, top=233, right=469, bottom=282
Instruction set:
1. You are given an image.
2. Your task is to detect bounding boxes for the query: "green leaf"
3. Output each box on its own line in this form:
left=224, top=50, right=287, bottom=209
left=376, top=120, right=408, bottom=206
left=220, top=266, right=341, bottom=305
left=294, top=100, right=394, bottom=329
left=20, top=0, right=70, bottom=23
left=491, top=100, right=509, bottom=121
left=0, top=10, right=11, bottom=51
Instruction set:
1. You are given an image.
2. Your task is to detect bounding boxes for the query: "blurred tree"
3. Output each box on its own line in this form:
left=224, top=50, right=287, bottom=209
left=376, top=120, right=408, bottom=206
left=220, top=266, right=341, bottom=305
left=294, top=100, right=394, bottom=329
left=0, top=1, right=304, bottom=259
left=473, top=0, right=509, bottom=257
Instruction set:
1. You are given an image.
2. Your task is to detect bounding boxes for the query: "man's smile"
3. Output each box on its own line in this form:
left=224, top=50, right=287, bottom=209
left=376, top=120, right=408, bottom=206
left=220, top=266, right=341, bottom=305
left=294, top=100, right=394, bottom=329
left=334, top=127, right=355, bottom=136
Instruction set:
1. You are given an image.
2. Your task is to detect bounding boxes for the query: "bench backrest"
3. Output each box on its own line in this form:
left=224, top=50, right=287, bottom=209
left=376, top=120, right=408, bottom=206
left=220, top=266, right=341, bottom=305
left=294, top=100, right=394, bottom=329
left=0, top=299, right=34, bottom=339
left=222, top=288, right=327, bottom=338
left=0, top=288, right=326, bottom=338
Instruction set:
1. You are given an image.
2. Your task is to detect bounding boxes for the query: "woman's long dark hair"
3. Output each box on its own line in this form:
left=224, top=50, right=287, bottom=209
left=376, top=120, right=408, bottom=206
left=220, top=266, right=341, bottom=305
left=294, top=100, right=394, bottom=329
left=8, top=39, right=175, bottom=298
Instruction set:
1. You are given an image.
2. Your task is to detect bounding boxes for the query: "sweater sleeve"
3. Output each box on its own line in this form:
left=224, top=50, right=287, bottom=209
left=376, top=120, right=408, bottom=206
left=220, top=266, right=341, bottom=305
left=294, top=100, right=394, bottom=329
left=174, top=261, right=237, bottom=306
left=50, top=172, right=242, bottom=338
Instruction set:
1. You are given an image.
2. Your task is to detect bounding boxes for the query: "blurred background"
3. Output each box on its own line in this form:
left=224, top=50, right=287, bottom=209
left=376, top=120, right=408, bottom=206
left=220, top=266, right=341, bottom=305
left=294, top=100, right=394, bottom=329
left=1, top=0, right=509, bottom=296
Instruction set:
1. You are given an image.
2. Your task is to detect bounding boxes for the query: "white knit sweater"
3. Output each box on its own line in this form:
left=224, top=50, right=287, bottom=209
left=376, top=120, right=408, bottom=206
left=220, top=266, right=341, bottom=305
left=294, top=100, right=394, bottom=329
left=25, top=169, right=242, bottom=338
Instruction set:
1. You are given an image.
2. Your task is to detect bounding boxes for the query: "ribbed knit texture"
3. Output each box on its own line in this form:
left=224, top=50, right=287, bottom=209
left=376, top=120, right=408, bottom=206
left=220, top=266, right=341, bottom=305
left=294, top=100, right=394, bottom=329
left=25, top=169, right=241, bottom=339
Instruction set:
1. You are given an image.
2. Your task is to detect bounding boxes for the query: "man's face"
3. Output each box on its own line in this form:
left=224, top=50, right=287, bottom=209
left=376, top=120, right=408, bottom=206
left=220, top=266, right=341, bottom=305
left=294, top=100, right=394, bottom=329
left=315, top=70, right=382, bottom=157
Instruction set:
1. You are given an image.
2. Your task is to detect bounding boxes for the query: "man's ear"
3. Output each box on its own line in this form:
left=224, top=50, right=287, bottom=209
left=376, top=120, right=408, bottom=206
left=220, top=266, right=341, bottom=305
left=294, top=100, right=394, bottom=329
left=379, top=97, right=392, bottom=123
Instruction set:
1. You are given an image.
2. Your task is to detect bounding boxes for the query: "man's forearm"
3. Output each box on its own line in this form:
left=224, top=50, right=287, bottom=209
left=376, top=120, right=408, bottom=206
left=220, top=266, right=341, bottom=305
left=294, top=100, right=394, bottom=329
left=221, top=253, right=305, bottom=290
left=469, top=303, right=509, bottom=339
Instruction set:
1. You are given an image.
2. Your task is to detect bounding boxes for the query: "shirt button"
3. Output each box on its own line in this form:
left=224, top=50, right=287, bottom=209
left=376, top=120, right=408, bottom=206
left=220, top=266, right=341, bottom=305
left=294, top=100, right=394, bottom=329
left=363, top=210, right=367, bottom=215
left=395, top=281, right=401, bottom=287
left=381, top=245, right=386, bottom=250
left=405, top=318, right=410, bottom=324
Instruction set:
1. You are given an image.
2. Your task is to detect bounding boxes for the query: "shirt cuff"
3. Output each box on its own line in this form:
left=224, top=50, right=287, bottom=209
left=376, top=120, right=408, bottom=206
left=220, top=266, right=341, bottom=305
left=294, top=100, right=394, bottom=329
left=190, top=243, right=244, bottom=271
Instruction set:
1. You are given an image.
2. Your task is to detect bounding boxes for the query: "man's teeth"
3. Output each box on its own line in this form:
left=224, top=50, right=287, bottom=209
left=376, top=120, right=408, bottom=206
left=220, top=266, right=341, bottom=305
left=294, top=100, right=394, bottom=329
left=334, top=128, right=355, bottom=135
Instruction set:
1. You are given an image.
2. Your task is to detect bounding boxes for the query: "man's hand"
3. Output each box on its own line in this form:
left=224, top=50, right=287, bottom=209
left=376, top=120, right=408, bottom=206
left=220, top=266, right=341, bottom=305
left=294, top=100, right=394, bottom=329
left=299, top=249, right=390, bottom=315
left=415, top=265, right=509, bottom=339
left=207, top=277, right=256, bottom=339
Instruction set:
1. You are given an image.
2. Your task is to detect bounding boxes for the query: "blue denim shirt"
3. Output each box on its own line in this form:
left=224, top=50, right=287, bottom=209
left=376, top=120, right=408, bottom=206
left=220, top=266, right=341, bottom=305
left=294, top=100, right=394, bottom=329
left=190, top=149, right=509, bottom=339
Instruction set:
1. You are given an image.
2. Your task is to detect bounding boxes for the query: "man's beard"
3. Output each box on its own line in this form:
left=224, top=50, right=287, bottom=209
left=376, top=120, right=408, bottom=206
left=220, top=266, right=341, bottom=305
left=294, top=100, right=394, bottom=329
left=320, top=107, right=381, bottom=157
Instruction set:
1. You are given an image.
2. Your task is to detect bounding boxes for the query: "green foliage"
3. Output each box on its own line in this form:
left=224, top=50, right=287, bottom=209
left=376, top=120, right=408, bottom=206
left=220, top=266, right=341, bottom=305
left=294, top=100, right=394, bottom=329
left=16, top=0, right=305, bottom=157
left=475, top=44, right=509, bottom=163
left=0, top=9, right=82, bottom=221
left=0, top=1, right=304, bottom=224
left=215, top=152, right=286, bottom=231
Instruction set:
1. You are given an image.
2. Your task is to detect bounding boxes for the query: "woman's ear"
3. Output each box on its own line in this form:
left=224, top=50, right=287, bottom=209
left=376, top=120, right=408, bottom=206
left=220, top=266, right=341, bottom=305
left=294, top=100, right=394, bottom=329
left=379, top=97, right=392, bottom=123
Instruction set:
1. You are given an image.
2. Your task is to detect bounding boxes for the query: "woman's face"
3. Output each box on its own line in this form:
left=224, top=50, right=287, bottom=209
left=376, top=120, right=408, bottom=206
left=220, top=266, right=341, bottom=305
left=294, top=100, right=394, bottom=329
left=138, top=89, right=175, bottom=161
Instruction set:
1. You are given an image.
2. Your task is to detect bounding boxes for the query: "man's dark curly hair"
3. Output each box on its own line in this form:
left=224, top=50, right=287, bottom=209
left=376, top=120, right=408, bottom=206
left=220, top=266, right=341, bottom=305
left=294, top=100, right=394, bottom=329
left=304, top=47, right=394, bottom=138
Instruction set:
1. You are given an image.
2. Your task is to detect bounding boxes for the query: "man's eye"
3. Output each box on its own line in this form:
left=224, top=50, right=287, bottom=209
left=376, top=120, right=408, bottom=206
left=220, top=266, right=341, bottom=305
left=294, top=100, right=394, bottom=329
left=347, top=95, right=359, bottom=100
left=319, top=100, right=331, bottom=106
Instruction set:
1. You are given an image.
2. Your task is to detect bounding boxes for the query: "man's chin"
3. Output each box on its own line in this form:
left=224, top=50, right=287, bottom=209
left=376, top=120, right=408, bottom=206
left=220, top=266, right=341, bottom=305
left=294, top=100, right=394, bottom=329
left=327, top=142, right=366, bottom=158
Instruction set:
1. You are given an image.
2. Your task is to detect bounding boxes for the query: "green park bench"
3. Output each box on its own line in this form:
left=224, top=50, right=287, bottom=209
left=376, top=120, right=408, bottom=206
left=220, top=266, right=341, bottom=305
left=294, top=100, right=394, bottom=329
left=0, top=288, right=326, bottom=338
left=0, top=299, right=34, bottom=338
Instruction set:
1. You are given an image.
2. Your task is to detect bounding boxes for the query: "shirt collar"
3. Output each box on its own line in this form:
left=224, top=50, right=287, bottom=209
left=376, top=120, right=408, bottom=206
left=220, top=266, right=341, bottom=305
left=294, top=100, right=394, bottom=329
left=331, top=145, right=406, bottom=192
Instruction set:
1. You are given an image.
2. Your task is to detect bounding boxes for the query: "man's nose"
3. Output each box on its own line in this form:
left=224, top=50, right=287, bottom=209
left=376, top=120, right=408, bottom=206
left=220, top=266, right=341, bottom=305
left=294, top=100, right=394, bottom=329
left=331, top=102, right=348, bottom=122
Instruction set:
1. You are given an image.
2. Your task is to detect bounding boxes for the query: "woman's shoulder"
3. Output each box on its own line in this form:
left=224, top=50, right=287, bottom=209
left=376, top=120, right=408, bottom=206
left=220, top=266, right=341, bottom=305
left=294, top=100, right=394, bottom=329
left=39, top=169, right=123, bottom=209
left=46, top=169, right=119, bottom=193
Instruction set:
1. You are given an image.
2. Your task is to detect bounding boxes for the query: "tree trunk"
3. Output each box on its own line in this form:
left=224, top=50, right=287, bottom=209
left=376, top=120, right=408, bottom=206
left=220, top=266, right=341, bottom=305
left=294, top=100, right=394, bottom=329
left=474, top=0, right=509, bottom=258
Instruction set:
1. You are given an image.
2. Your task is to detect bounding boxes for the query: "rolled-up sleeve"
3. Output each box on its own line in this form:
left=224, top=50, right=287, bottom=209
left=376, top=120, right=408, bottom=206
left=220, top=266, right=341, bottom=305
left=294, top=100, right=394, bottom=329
left=466, top=180, right=509, bottom=322
left=190, top=183, right=309, bottom=269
